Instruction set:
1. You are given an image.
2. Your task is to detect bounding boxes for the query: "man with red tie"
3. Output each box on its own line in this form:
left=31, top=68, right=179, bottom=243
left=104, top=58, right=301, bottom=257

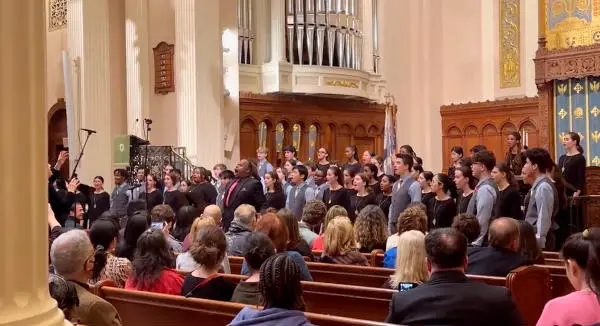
left=221, top=159, right=266, bottom=232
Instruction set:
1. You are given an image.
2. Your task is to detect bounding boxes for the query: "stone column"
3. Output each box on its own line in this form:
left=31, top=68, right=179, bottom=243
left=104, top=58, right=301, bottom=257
left=67, top=0, right=127, bottom=183
left=222, top=0, right=241, bottom=167
left=0, top=0, right=69, bottom=325
left=125, top=0, right=151, bottom=138
left=175, top=0, right=225, bottom=167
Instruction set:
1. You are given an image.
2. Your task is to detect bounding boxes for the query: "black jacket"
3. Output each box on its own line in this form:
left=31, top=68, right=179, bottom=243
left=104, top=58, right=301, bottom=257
left=385, top=270, right=524, bottom=326
left=221, top=177, right=266, bottom=232
left=48, top=168, right=74, bottom=226
left=467, top=246, right=527, bottom=277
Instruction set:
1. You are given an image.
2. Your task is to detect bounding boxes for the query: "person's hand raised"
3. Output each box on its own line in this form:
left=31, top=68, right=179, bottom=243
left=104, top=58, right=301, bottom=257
left=67, top=178, right=80, bottom=193
left=55, top=151, right=69, bottom=169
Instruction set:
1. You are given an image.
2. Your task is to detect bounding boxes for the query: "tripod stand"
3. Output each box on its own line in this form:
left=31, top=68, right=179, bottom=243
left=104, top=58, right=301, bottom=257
left=71, top=129, right=95, bottom=180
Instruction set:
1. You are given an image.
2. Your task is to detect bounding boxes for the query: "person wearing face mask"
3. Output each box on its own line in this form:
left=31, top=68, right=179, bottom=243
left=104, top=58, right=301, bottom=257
left=51, top=230, right=122, bottom=326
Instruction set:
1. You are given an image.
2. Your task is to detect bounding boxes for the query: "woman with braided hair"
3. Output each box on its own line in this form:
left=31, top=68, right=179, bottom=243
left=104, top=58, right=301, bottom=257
left=231, top=232, right=275, bottom=305
left=228, top=253, right=312, bottom=326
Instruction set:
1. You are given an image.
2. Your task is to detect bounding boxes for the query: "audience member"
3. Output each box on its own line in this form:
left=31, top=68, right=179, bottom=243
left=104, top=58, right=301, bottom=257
left=64, top=202, right=84, bottom=230
left=244, top=213, right=313, bottom=281
left=384, top=206, right=428, bottom=268
left=311, top=205, right=349, bottom=251
left=468, top=150, right=499, bottom=246
left=451, top=213, right=481, bottom=246
left=385, top=228, right=524, bottom=325
left=355, top=205, right=388, bottom=253
left=536, top=228, right=600, bottom=326
left=176, top=217, right=231, bottom=274
left=222, top=159, right=267, bottom=232
left=231, top=232, right=276, bottom=305
left=172, top=205, right=199, bottom=242
left=518, top=220, right=545, bottom=265
left=149, top=204, right=183, bottom=253
left=467, top=217, right=526, bottom=276
left=298, top=200, right=327, bottom=247
left=389, top=154, right=421, bottom=234
left=125, top=229, right=183, bottom=295
left=89, top=218, right=132, bottom=288
left=386, top=230, right=427, bottom=291
left=48, top=152, right=77, bottom=225
left=49, top=274, right=80, bottom=321
left=225, top=204, right=256, bottom=256
left=50, top=230, right=122, bottom=326
left=115, top=212, right=149, bottom=261
left=229, top=253, right=312, bottom=325
left=181, top=225, right=235, bottom=301
left=278, top=208, right=313, bottom=259
left=321, top=216, right=368, bottom=266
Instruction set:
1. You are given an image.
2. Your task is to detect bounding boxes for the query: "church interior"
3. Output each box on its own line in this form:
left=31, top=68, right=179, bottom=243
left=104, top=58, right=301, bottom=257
left=2, top=0, right=600, bottom=325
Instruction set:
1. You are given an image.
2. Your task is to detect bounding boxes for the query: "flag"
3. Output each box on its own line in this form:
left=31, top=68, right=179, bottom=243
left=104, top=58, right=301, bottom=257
left=383, top=103, right=397, bottom=175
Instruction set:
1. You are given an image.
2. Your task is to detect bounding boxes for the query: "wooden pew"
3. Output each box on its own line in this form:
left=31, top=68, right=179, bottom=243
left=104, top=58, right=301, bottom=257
left=312, top=249, right=385, bottom=267
left=96, top=285, right=395, bottom=326
left=543, top=251, right=559, bottom=259
left=535, top=264, right=574, bottom=298
left=544, top=258, right=564, bottom=266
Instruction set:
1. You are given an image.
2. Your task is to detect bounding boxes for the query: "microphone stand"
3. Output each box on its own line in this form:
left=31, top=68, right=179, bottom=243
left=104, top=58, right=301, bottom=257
left=71, top=129, right=95, bottom=180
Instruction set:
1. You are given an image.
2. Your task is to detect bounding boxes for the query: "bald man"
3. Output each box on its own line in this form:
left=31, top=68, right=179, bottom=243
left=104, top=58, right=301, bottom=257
left=203, top=204, right=222, bottom=226
left=466, top=217, right=527, bottom=276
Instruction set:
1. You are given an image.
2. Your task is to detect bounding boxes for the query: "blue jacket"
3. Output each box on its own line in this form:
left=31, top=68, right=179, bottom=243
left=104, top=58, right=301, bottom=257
left=228, top=307, right=313, bottom=326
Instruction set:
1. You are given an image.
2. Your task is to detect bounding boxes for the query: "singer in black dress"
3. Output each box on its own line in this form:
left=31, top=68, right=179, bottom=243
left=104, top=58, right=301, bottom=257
left=323, top=166, right=352, bottom=220
left=144, top=175, right=163, bottom=212
left=376, top=174, right=395, bottom=221
left=88, top=176, right=110, bottom=224
left=426, top=174, right=457, bottom=229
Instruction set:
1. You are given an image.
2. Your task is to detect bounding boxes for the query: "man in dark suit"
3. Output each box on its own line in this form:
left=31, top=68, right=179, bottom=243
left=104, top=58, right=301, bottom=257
left=467, top=217, right=526, bottom=276
left=221, top=159, right=266, bottom=232
left=386, top=228, right=524, bottom=326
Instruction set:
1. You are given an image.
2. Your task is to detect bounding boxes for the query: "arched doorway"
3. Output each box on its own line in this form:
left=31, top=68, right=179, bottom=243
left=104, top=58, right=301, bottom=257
left=48, top=98, right=69, bottom=176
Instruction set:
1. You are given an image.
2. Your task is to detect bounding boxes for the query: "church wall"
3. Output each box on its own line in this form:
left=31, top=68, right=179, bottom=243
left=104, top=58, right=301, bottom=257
left=147, top=0, right=177, bottom=146
left=45, top=2, right=67, bottom=111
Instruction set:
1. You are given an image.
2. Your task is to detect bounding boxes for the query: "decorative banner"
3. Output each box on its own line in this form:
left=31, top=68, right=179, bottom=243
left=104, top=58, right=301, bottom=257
left=308, top=125, right=318, bottom=162
left=258, top=121, right=267, bottom=149
left=500, top=0, right=520, bottom=88
left=275, top=123, right=284, bottom=153
left=292, top=124, right=302, bottom=154
left=554, top=77, right=599, bottom=165
left=545, top=0, right=597, bottom=49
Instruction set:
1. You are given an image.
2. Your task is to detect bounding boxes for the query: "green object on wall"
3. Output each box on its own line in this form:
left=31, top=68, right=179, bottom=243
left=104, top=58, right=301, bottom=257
left=113, top=135, right=130, bottom=166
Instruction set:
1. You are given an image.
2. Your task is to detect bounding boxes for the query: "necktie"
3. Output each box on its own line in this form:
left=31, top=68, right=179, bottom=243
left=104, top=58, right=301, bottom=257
left=225, top=179, right=241, bottom=206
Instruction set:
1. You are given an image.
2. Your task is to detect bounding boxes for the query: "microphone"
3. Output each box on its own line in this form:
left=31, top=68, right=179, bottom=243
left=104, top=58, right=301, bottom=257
left=81, top=128, right=97, bottom=134
left=144, top=118, right=153, bottom=125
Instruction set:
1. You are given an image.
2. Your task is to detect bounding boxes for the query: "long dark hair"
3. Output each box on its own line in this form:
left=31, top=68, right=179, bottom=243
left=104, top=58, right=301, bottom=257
left=364, top=163, right=379, bottom=181
left=346, top=145, right=359, bottom=162
left=518, top=220, right=544, bottom=264
left=506, top=131, right=523, bottom=162
left=434, top=173, right=458, bottom=198
left=327, top=166, right=344, bottom=186
left=130, top=229, right=174, bottom=290
left=495, top=162, right=517, bottom=187
left=451, top=146, right=464, bottom=157
left=172, top=206, right=200, bottom=242
left=567, top=132, right=584, bottom=154
left=116, top=213, right=149, bottom=261
left=278, top=208, right=304, bottom=250
left=561, top=228, right=600, bottom=300
left=265, top=171, right=282, bottom=192
left=89, top=218, right=119, bottom=279
left=259, top=253, right=305, bottom=310
left=456, top=166, right=477, bottom=190
left=400, top=145, right=416, bottom=158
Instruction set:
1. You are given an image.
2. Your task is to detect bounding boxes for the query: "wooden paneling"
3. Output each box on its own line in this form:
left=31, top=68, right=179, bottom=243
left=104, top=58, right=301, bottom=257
left=440, top=97, right=540, bottom=169
left=47, top=98, right=69, bottom=176
left=240, top=93, right=385, bottom=165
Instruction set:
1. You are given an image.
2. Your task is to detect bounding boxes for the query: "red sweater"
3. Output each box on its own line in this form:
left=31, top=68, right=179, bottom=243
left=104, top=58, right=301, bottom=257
left=125, top=268, right=184, bottom=295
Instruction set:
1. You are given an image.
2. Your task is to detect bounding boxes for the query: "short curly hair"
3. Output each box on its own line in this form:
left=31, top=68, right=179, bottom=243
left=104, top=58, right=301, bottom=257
left=397, top=206, right=428, bottom=235
left=301, top=200, right=327, bottom=226
left=451, top=213, right=480, bottom=243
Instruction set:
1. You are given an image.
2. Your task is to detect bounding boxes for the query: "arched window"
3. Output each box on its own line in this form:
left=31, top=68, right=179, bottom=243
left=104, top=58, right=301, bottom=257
left=258, top=121, right=267, bottom=149
left=276, top=123, right=285, bottom=153
left=292, top=123, right=302, bottom=155
left=308, top=124, right=318, bottom=161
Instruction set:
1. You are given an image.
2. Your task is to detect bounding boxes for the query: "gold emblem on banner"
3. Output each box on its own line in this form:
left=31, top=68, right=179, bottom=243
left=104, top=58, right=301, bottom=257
left=574, top=83, right=584, bottom=93
left=590, top=80, right=600, bottom=92
left=558, top=108, right=569, bottom=119
left=592, top=156, right=600, bottom=166
left=500, top=0, right=520, bottom=88
left=574, top=107, right=584, bottom=118
left=592, top=106, right=600, bottom=117
left=591, top=130, right=600, bottom=143
left=559, top=132, right=568, bottom=141
left=557, top=83, right=568, bottom=95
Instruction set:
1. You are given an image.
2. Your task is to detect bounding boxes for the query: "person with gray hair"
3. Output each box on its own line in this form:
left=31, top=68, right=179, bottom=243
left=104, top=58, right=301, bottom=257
left=50, top=230, right=122, bottom=326
left=225, top=204, right=256, bottom=256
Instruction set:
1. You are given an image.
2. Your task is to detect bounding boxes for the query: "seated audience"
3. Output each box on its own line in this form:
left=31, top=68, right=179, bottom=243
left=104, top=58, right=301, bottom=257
left=354, top=205, right=388, bottom=253
left=384, top=206, right=428, bottom=268
left=298, top=200, right=327, bottom=247
left=451, top=213, right=481, bottom=246
left=231, top=232, right=276, bottom=305
left=518, top=220, right=546, bottom=265
left=311, top=205, right=348, bottom=251
left=224, top=204, right=256, bottom=256
left=125, top=229, right=183, bottom=295
left=181, top=225, right=236, bottom=301
left=385, top=227, right=524, bottom=326
left=467, top=217, right=526, bottom=277
left=49, top=274, right=80, bottom=321
left=385, top=230, right=428, bottom=291
left=115, top=212, right=149, bottom=261
left=149, top=204, right=183, bottom=253
left=321, top=216, right=369, bottom=266
left=64, top=202, right=84, bottom=230
left=172, top=205, right=199, bottom=243
left=278, top=208, right=313, bottom=259
left=536, top=228, right=600, bottom=326
left=50, top=230, right=122, bottom=326
left=176, top=216, right=231, bottom=273
left=89, top=218, right=132, bottom=288
left=181, top=204, right=223, bottom=251
left=242, top=213, right=313, bottom=281
left=229, top=253, right=312, bottom=326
